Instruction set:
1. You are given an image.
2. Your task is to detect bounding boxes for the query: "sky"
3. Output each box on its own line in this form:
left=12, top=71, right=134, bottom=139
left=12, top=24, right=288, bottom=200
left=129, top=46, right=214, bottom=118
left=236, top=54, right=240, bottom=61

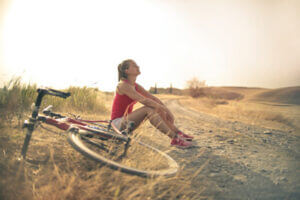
left=0, top=0, right=299, bottom=91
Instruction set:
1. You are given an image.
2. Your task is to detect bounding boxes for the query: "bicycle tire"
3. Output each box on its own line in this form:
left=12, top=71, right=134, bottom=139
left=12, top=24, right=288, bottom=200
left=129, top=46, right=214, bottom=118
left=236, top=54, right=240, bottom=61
left=67, top=131, right=179, bottom=177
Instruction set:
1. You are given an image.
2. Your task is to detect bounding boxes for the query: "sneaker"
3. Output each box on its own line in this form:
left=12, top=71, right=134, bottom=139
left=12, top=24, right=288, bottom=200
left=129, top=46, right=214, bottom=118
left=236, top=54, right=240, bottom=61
left=171, top=137, right=193, bottom=149
left=177, top=131, right=194, bottom=141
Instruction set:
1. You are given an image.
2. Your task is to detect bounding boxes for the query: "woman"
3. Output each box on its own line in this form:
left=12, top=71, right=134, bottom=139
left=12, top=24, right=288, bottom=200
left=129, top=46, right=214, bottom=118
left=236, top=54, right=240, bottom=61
left=111, top=59, right=194, bottom=148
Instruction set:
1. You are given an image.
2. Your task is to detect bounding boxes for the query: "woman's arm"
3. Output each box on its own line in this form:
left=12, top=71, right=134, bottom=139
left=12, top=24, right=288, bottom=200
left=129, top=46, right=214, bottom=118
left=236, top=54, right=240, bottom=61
left=118, top=83, right=166, bottom=113
left=136, top=83, right=175, bottom=123
left=136, top=83, right=164, bottom=105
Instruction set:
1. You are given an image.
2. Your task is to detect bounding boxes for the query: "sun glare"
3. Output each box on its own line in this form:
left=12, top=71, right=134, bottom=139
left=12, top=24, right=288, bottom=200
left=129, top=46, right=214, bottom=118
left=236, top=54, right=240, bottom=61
left=2, top=0, right=180, bottom=90
left=2, top=0, right=300, bottom=89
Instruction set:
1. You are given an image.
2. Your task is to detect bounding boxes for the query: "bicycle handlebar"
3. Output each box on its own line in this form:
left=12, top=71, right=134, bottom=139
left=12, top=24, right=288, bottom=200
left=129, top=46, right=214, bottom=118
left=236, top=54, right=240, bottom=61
left=37, top=88, right=71, bottom=99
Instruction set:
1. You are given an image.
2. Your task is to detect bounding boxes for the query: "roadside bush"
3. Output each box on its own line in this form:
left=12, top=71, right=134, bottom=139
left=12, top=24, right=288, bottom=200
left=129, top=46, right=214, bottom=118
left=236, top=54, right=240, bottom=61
left=186, top=77, right=206, bottom=98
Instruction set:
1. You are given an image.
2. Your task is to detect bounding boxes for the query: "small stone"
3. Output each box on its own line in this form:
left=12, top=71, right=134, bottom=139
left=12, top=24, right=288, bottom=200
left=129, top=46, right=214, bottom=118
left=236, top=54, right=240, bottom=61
left=264, top=131, right=272, bottom=135
left=234, top=174, right=247, bottom=183
left=227, top=140, right=235, bottom=144
left=209, top=130, right=213, bottom=133
left=262, top=139, right=267, bottom=143
left=279, top=177, right=288, bottom=181
left=275, top=176, right=288, bottom=184
left=210, top=168, right=220, bottom=173
left=209, top=173, right=218, bottom=177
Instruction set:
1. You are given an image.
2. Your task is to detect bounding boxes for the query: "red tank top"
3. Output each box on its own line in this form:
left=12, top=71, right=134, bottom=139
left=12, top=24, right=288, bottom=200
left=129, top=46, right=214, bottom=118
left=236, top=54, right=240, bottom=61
left=110, top=80, right=139, bottom=120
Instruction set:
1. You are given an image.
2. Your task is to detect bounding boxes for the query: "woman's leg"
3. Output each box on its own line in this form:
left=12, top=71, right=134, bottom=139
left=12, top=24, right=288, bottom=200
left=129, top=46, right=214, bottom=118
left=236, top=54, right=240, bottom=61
left=122, top=106, right=178, bottom=138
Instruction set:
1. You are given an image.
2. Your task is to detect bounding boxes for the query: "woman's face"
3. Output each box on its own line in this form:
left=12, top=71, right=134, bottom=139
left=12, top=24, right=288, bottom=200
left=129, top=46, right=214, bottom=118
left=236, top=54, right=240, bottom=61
left=126, top=61, right=141, bottom=77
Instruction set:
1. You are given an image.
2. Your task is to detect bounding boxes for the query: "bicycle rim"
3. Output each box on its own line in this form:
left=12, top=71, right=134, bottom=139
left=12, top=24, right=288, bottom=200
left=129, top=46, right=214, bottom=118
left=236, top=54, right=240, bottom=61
left=67, top=132, right=179, bottom=177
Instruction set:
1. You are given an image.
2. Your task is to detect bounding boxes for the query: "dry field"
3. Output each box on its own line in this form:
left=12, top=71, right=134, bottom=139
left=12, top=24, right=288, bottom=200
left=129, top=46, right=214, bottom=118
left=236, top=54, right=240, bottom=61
left=1, top=86, right=300, bottom=199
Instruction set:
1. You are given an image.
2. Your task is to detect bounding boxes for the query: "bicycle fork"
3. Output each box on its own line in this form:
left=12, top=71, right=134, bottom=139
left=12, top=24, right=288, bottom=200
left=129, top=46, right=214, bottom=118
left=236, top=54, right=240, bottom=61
left=20, top=88, right=71, bottom=160
left=20, top=89, right=46, bottom=159
left=21, top=118, right=37, bottom=159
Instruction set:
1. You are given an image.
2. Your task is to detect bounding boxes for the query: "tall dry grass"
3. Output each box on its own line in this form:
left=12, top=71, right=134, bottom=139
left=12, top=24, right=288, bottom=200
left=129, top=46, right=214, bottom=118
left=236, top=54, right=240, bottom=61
left=0, top=78, right=209, bottom=200
left=0, top=77, right=37, bottom=127
left=0, top=114, right=208, bottom=200
left=0, top=78, right=108, bottom=127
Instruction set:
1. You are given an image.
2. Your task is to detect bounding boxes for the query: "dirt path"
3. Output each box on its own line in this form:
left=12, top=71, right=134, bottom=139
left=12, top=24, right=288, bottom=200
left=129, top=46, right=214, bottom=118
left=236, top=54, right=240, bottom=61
left=158, top=98, right=300, bottom=199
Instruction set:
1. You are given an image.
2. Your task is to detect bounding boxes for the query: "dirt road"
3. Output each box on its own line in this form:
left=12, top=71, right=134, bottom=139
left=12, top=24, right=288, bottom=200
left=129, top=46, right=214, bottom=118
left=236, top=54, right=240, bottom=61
left=152, top=98, right=300, bottom=199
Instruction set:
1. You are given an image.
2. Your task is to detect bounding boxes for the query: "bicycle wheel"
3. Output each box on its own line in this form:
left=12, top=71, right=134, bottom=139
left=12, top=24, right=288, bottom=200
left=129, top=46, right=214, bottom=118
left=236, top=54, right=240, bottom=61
left=67, top=130, right=179, bottom=177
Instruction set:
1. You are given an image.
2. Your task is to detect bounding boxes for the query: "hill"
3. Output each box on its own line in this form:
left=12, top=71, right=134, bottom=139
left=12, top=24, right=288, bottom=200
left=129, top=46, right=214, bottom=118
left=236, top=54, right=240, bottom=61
left=149, top=85, right=300, bottom=105
left=218, top=86, right=268, bottom=100
left=251, top=86, right=300, bottom=105
left=150, top=86, right=266, bottom=100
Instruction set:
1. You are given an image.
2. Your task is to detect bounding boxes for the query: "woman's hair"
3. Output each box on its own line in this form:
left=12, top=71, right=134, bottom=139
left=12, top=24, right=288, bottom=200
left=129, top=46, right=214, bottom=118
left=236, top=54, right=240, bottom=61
left=118, top=59, right=132, bottom=81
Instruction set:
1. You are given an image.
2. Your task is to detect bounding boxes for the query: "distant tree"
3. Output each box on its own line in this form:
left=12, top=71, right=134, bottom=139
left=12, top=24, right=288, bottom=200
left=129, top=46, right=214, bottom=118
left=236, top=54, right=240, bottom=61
left=169, top=83, right=172, bottom=94
left=154, top=83, right=157, bottom=94
left=186, top=77, right=206, bottom=98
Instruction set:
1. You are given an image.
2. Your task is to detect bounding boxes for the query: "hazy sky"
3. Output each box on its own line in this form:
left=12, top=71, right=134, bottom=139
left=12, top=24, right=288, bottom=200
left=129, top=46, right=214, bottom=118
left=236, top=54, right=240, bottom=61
left=1, top=0, right=299, bottom=91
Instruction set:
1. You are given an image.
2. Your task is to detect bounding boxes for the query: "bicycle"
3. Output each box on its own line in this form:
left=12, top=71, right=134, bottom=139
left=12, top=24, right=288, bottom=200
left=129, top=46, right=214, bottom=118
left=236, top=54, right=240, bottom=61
left=20, top=88, right=179, bottom=177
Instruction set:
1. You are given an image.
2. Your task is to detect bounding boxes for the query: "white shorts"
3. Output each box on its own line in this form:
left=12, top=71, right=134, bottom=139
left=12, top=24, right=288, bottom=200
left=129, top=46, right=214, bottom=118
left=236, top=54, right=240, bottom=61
left=111, top=117, right=124, bottom=131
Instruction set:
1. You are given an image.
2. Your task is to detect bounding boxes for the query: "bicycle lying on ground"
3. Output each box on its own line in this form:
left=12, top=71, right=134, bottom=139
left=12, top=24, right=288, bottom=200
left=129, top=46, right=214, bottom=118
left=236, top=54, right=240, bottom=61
left=20, top=88, right=179, bottom=177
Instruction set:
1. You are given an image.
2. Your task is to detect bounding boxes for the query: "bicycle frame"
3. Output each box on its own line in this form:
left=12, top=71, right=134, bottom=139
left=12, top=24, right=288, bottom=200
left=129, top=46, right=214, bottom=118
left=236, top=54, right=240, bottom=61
left=37, top=113, right=129, bottom=141
left=21, top=88, right=132, bottom=160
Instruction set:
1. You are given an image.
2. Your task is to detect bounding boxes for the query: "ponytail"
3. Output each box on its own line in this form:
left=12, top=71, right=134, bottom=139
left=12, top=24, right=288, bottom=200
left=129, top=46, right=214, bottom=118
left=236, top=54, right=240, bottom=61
left=117, top=59, right=132, bottom=81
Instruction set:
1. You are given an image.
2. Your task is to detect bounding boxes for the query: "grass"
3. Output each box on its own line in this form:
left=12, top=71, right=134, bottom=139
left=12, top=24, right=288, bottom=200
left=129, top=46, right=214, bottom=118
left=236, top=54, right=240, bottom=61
left=0, top=78, right=208, bottom=200
left=0, top=78, right=108, bottom=127
left=0, top=77, right=37, bottom=127
left=0, top=123, right=207, bottom=200
left=182, top=85, right=299, bottom=131
left=2, top=78, right=298, bottom=199
left=252, top=86, right=300, bottom=105
left=179, top=96, right=299, bottom=131
left=187, top=86, right=244, bottom=100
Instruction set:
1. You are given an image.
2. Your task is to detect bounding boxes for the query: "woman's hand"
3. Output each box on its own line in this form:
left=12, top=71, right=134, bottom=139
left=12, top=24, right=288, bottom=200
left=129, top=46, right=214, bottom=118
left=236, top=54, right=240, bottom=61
left=155, top=104, right=175, bottom=124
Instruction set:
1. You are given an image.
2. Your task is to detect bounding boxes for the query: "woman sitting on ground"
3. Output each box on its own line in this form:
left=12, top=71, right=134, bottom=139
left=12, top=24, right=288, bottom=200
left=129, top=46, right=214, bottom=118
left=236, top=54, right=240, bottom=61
left=111, top=59, right=194, bottom=148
